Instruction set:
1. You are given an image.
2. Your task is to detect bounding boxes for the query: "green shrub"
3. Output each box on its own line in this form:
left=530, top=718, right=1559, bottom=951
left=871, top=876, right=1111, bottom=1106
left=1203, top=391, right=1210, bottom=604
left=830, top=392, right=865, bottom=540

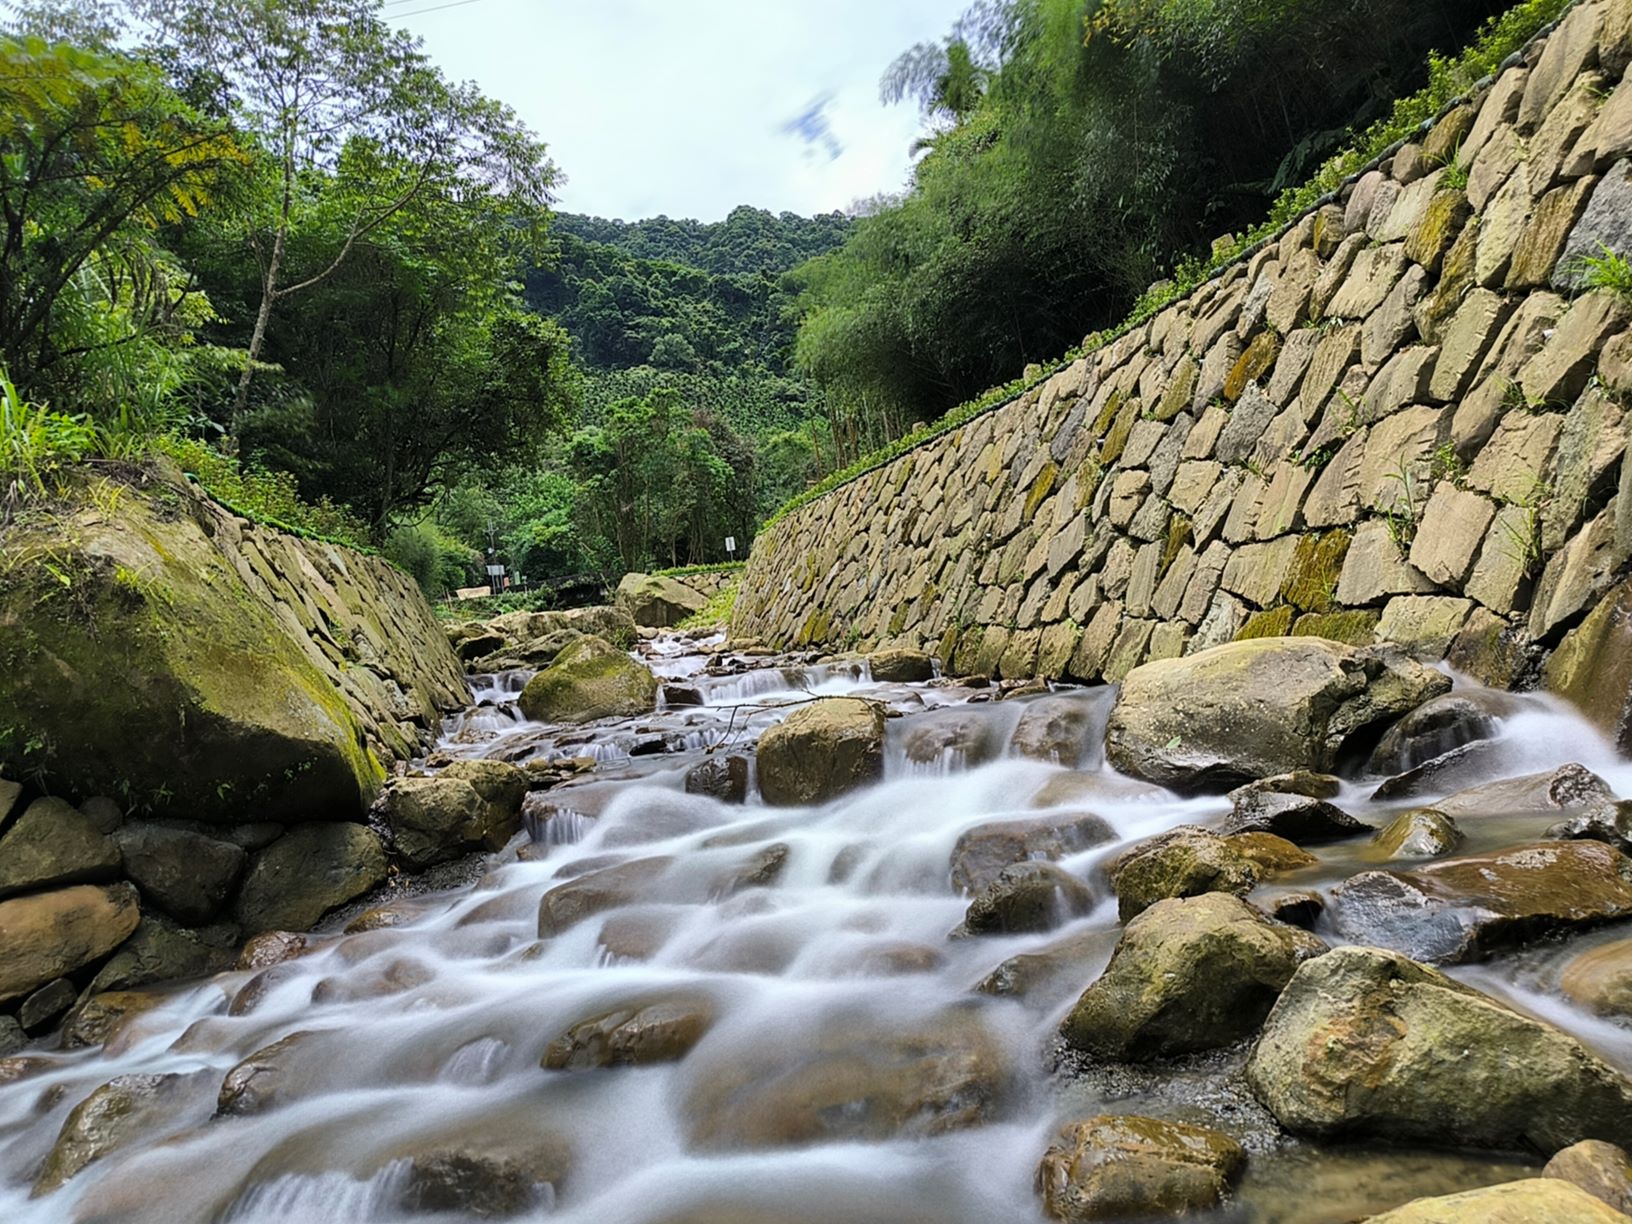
left=383, top=520, right=477, bottom=599
left=155, top=435, right=369, bottom=548
left=1, top=371, right=97, bottom=508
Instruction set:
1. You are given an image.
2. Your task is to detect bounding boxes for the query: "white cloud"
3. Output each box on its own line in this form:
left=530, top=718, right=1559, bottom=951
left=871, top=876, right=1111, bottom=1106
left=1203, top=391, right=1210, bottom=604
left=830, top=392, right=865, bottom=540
left=391, top=0, right=964, bottom=221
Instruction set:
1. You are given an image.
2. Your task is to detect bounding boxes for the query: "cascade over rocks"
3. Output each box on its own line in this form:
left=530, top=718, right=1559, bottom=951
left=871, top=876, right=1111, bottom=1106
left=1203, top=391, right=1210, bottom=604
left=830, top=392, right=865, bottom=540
left=956, top=861, right=1094, bottom=936
left=949, top=811, right=1115, bottom=894
left=1247, top=945, right=1632, bottom=1151
left=1060, top=892, right=1323, bottom=1059
left=1332, top=840, right=1632, bottom=962
left=1104, top=639, right=1450, bottom=791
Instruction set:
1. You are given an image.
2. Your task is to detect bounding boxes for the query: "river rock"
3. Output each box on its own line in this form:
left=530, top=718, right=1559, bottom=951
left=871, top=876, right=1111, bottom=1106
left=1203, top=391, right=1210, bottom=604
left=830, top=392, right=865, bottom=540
left=1225, top=833, right=1317, bottom=873
left=59, top=991, right=167, bottom=1050
left=950, top=812, right=1115, bottom=894
left=1035, top=1114, right=1246, bottom=1223
left=1548, top=802, right=1632, bottom=855
left=975, top=929, right=1111, bottom=1002
left=0, top=1017, right=24, bottom=1057
left=1221, top=789, right=1367, bottom=843
left=1109, top=826, right=1259, bottom=921
left=236, top=930, right=311, bottom=971
left=1366, top=1178, right=1630, bottom=1222
left=683, top=755, right=749, bottom=803
left=757, top=697, right=885, bottom=806
left=440, top=758, right=528, bottom=824
left=518, top=635, right=658, bottom=725
left=541, top=996, right=716, bottom=1069
left=537, top=856, right=674, bottom=937
left=1432, top=763, right=1617, bottom=820
left=898, top=707, right=1005, bottom=771
left=957, top=861, right=1094, bottom=936
left=683, top=1010, right=1007, bottom=1149
left=399, top=1135, right=571, bottom=1219
left=19, top=978, right=75, bottom=1032
left=1061, top=893, right=1322, bottom=1059
left=375, top=776, right=495, bottom=870
left=1247, top=945, right=1632, bottom=1150
left=1368, top=693, right=1506, bottom=775
left=867, top=647, right=934, bottom=683
left=1333, top=841, right=1632, bottom=962
left=1009, top=697, right=1096, bottom=765
left=1371, top=808, right=1463, bottom=858
left=216, top=1030, right=319, bottom=1117
left=1561, top=938, right=1632, bottom=1020
left=33, top=1071, right=213, bottom=1195
left=0, top=883, right=139, bottom=1004
left=0, top=775, right=20, bottom=829
left=0, top=797, right=121, bottom=900
left=614, top=573, right=709, bottom=627
left=1105, top=640, right=1449, bottom=791
left=233, top=823, right=387, bottom=934
left=1543, top=1139, right=1632, bottom=1214
left=85, top=912, right=237, bottom=994
left=113, top=823, right=246, bottom=924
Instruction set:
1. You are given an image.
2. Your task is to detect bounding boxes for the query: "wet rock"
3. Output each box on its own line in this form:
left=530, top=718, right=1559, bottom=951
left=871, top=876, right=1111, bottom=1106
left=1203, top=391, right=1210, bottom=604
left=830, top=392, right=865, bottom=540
left=950, top=812, right=1115, bottom=894
left=683, top=1010, right=1008, bottom=1150
left=1221, top=790, right=1366, bottom=843
left=867, top=647, right=933, bottom=683
left=975, top=929, right=1110, bottom=1002
left=86, top=911, right=237, bottom=994
left=537, top=856, right=674, bottom=937
left=113, top=823, right=246, bottom=924
left=957, top=861, right=1094, bottom=936
left=683, top=755, right=750, bottom=803
left=1109, top=826, right=1259, bottom=922
left=34, top=1071, right=212, bottom=1194
left=1542, top=1139, right=1632, bottom=1214
left=440, top=758, right=528, bottom=828
left=517, top=636, right=658, bottom=725
left=0, top=883, right=139, bottom=1004
left=1263, top=889, right=1324, bottom=929
left=1431, top=764, right=1617, bottom=821
left=1369, top=740, right=1519, bottom=802
left=18, top=978, right=75, bottom=1033
left=1247, top=946, right=1632, bottom=1151
left=233, top=822, right=387, bottom=935
left=1061, top=893, right=1322, bottom=1060
left=1009, top=697, right=1096, bottom=766
left=898, top=707, right=1005, bottom=772
left=344, top=901, right=423, bottom=933
left=1560, top=938, right=1632, bottom=1020
left=235, top=930, right=311, bottom=971
left=614, top=572, right=709, bottom=628
left=456, top=631, right=505, bottom=662
left=1333, top=842, right=1632, bottom=963
left=854, top=942, right=944, bottom=976
left=401, top=1141, right=569, bottom=1219
left=376, top=776, right=500, bottom=870
left=1372, top=808, right=1463, bottom=859
left=1547, top=802, right=1632, bottom=856
left=1105, top=640, right=1449, bottom=791
left=0, top=797, right=121, bottom=900
left=1368, top=693, right=1506, bottom=775
left=310, top=956, right=432, bottom=1005
left=0, top=1016, right=24, bottom=1056
left=541, top=996, right=716, bottom=1069
left=1224, top=833, right=1317, bottom=874
left=217, top=1031, right=318, bottom=1116
left=1366, top=1178, right=1629, bottom=1222
left=757, top=697, right=885, bottom=806
left=1035, top=1114, right=1246, bottom=1223
left=59, top=991, right=167, bottom=1050
left=1229, top=771, right=1342, bottom=802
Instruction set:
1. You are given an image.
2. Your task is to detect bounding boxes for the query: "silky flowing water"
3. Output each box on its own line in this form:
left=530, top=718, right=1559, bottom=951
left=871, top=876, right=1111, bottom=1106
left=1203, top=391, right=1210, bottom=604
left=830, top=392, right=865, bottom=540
left=3, top=633, right=1630, bottom=1223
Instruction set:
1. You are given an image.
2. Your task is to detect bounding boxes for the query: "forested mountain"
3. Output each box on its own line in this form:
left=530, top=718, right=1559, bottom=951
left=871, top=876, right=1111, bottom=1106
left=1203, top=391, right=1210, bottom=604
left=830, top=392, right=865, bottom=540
left=552, top=207, right=850, bottom=277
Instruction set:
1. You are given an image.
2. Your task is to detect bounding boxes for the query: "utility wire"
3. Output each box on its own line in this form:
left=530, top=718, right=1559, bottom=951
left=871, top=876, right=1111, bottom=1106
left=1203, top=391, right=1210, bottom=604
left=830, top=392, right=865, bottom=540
left=382, top=0, right=496, bottom=18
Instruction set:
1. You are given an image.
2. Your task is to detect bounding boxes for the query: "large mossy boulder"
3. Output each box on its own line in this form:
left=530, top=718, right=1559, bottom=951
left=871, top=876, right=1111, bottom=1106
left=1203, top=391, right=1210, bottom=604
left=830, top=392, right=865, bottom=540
left=1104, top=639, right=1449, bottom=791
left=376, top=762, right=526, bottom=869
left=1061, top=893, right=1323, bottom=1060
left=1247, top=945, right=1632, bottom=1151
left=757, top=697, right=885, bottom=806
left=614, top=572, right=709, bottom=628
left=517, top=636, right=658, bottom=725
left=0, top=470, right=450, bottom=823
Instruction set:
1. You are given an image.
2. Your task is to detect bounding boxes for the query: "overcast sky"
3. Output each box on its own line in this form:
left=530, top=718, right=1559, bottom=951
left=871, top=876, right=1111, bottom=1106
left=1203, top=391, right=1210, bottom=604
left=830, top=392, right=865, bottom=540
left=388, top=0, right=968, bottom=222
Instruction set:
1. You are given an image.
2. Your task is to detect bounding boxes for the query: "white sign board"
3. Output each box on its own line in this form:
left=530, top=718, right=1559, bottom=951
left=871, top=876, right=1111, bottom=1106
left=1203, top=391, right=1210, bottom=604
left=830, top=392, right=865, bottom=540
left=724, top=536, right=737, bottom=553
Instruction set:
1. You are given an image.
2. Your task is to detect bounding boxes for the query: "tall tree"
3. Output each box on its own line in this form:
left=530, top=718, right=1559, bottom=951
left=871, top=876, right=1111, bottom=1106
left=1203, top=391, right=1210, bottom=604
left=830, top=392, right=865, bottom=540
left=131, top=0, right=557, bottom=424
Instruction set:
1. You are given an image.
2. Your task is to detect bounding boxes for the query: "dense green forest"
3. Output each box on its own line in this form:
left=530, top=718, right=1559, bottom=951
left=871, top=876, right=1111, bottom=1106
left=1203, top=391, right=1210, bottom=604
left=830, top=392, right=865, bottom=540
left=794, top=0, right=1516, bottom=443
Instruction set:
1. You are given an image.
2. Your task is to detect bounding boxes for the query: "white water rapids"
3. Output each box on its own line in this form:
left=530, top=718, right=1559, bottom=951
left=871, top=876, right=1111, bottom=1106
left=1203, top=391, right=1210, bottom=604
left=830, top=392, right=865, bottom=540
left=2, top=635, right=1630, bottom=1223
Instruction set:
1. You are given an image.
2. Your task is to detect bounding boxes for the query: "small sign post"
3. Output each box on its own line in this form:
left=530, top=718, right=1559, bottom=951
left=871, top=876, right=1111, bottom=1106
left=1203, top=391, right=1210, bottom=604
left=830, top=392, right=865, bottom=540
left=725, top=535, right=737, bottom=559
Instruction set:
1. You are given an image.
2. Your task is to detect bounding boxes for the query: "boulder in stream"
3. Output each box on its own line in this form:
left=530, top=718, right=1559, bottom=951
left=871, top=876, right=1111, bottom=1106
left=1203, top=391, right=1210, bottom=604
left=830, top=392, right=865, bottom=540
left=518, top=636, right=659, bottom=725
left=1542, top=1139, right=1632, bottom=1215
left=1429, top=763, right=1618, bottom=820
left=1221, top=788, right=1367, bottom=843
left=1366, top=692, right=1509, bottom=775
left=1247, top=945, right=1632, bottom=1151
left=1009, top=696, right=1097, bottom=766
left=1105, top=639, right=1449, bottom=791
left=0, top=883, right=139, bottom=1004
left=1560, top=937, right=1632, bottom=1020
left=233, top=822, right=387, bottom=935
left=950, top=811, right=1114, bottom=894
left=1035, top=1114, right=1246, bottom=1223
left=1108, top=826, right=1259, bottom=921
left=1364, top=1178, right=1631, bottom=1222
left=897, top=707, right=1005, bottom=772
left=956, top=861, right=1094, bottom=936
left=1332, top=840, right=1632, bottom=962
left=756, top=697, right=885, bottom=806
left=541, top=995, right=716, bottom=1070
left=59, top=990, right=168, bottom=1051
left=867, top=647, right=934, bottom=683
left=375, top=774, right=512, bottom=870
left=1371, top=808, right=1463, bottom=859
left=33, top=1070, right=214, bottom=1195
left=1060, top=893, right=1323, bottom=1060
left=614, top=572, right=709, bottom=628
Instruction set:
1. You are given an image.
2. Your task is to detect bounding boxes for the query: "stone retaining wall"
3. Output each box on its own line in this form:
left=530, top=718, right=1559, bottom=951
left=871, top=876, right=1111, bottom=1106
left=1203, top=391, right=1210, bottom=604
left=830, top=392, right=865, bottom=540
left=735, top=0, right=1632, bottom=703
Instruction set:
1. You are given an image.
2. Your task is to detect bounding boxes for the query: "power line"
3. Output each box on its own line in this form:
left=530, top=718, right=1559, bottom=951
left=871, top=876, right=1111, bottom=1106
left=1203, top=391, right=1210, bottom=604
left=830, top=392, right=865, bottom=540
left=382, top=0, right=496, bottom=18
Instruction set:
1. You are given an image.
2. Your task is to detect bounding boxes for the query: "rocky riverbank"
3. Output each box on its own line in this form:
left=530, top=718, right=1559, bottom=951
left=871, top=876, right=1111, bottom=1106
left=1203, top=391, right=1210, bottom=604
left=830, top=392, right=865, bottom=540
left=3, top=617, right=1632, bottom=1221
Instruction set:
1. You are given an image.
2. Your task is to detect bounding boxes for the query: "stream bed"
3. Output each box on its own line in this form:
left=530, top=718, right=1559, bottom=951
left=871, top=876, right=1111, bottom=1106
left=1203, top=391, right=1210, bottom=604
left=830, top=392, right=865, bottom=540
left=1, top=633, right=1629, bottom=1223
